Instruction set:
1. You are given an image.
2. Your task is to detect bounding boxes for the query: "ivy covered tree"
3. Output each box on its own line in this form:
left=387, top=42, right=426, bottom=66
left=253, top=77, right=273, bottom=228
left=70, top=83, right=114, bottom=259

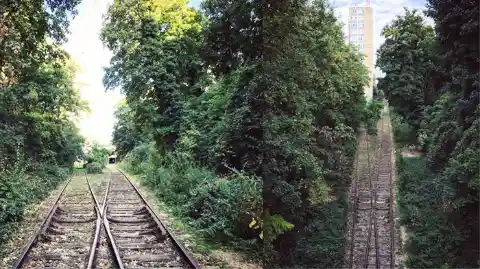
left=376, top=9, right=437, bottom=144
left=189, top=0, right=370, bottom=266
left=106, top=0, right=377, bottom=267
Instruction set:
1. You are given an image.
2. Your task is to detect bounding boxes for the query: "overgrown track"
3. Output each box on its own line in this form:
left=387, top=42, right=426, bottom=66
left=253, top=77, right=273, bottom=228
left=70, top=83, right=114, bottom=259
left=103, top=169, right=200, bottom=269
left=13, top=171, right=100, bottom=269
left=347, top=110, right=396, bottom=269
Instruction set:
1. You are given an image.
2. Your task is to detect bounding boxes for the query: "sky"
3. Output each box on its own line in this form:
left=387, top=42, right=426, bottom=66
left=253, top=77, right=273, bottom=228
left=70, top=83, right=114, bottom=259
left=62, top=0, right=430, bottom=146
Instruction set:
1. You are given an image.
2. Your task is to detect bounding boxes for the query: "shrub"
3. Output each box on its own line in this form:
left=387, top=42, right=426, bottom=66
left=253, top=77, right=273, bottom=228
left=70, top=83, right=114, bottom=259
left=0, top=155, right=68, bottom=249
left=390, top=110, right=415, bottom=146
left=84, top=144, right=110, bottom=168
left=122, top=144, right=262, bottom=249
left=365, top=100, right=384, bottom=135
left=396, top=154, right=460, bottom=268
left=86, top=162, right=102, bottom=174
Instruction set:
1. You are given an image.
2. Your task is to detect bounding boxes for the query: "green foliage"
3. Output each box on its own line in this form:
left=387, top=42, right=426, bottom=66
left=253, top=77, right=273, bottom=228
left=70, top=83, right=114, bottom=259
left=106, top=0, right=378, bottom=267
left=376, top=9, right=438, bottom=145
left=101, top=0, right=206, bottom=151
left=86, top=162, right=103, bottom=174
left=84, top=144, right=110, bottom=168
left=123, top=144, right=262, bottom=249
left=396, top=154, right=463, bottom=268
left=390, top=109, right=416, bottom=146
left=365, top=100, right=383, bottom=135
left=0, top=0, right=84, bottom=250
left=0, top=151, right=69, bottom=249
left=0, top=0, right=81, bottom=86
left=387, top=0, right=479, bottom=267
left=112, top=102, right=145, bottom=160
left=292, top=197, right=349, bottom=268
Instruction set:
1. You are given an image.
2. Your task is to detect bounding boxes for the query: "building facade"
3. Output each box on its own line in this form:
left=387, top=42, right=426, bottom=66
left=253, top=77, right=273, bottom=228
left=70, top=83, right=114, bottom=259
left=348, top=5, right=374, bottom=100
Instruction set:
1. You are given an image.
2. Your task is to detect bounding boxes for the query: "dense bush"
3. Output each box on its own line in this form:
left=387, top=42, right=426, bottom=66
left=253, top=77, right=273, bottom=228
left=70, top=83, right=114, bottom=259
left=396, top=154, right=464, bottom=268
left=86, top=162, right=103, bottom=174
left=0, top=154, right=70, bottom=248
left=123, top=145, right=262, bottom=249
left=390, top=109, right=416, bottom=146
left=382, top=1, right=479, bottom=267
left=84, top=144, right=110, bottom=168
left=365, top=100, right=384, bottom=135
left=376, top=9, right=438, bottom=144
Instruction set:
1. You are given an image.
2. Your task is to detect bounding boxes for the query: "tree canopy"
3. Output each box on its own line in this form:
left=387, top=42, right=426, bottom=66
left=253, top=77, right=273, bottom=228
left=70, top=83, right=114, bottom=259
left=105, top=0, right=379, bottom=267
left=0, top=0, right=85, bottom=250
left=377, top=2, right=479, bottom=268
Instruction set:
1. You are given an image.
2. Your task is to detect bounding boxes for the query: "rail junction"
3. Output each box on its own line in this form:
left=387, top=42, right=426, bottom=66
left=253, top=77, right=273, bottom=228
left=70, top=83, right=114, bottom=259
left=12, top=169, right=199, bottom=269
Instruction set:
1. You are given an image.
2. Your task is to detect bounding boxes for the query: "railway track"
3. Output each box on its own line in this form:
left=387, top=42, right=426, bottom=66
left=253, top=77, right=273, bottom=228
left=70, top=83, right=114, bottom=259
left=103, top=170, right=199, bottom=269
left=13, top=172, right=99, bottom=269
left=13, top=169, right=200, bottom=269
left=347, top=108, right=395, bottom=269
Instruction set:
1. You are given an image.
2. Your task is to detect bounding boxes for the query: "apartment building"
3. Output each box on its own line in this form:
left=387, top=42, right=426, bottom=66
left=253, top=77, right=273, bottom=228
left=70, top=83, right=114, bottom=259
left=348, top=5, right=374, bottom=100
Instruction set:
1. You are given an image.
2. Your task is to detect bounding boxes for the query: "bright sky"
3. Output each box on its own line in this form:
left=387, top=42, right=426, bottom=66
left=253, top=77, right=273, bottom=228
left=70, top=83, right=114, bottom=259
left=62, top=0, right=430, bottom=146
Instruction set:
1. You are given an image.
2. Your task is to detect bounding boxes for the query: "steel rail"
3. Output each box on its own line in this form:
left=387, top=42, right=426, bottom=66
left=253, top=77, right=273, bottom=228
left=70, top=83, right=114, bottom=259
left=99, top=171, right=125, bottom=269
left=12, top=171, right=97, bottom=269
left=86, top=172, right=104, bottom=269
left=85, top=170, right=124, bottom=269
left=349, top=100, right=396, bottom=269
left=386, top=113, right=395, bottom=269
left=372, top=116, right=385, bottom=269
left=364, top=128, right=375, bottom=269
left=11, top=172, right=75, bottom=269
left=349, top=130, right=370, bottom=269
left=115, top=167, right=201, bottom=268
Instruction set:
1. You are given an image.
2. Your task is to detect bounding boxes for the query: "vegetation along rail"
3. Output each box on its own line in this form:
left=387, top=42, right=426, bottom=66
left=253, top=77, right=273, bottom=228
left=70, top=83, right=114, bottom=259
left=99, top=168, right=200, bottom=269
left=348, top=109, right=396, bottom=269
left=13, top=172, right=100, bottom=269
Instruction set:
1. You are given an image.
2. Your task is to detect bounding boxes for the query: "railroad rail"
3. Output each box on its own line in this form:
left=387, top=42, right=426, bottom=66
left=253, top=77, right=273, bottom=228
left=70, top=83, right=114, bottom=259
left=13, top=171, right=99, bottom=269
left=347, top=108, right=396, bottom=269
left=101, top=169, right=199, bottom=269
left=13, top=169, right=200, bottom=269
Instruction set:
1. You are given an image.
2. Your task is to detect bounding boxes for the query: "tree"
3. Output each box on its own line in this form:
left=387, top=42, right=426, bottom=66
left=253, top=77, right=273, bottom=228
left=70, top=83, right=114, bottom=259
left=112, top=101, right=145, bottom=160
left=101, top=0, right=206, bottom=151
left=420, top=0, right=479, bottom=267
left=376, top=9, right=437, bottom=144
left=0, top=0, right=81, bottom=86
left=0, top=0, right=85, bottom=250
left=105, top=0, right=376, bottom=267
